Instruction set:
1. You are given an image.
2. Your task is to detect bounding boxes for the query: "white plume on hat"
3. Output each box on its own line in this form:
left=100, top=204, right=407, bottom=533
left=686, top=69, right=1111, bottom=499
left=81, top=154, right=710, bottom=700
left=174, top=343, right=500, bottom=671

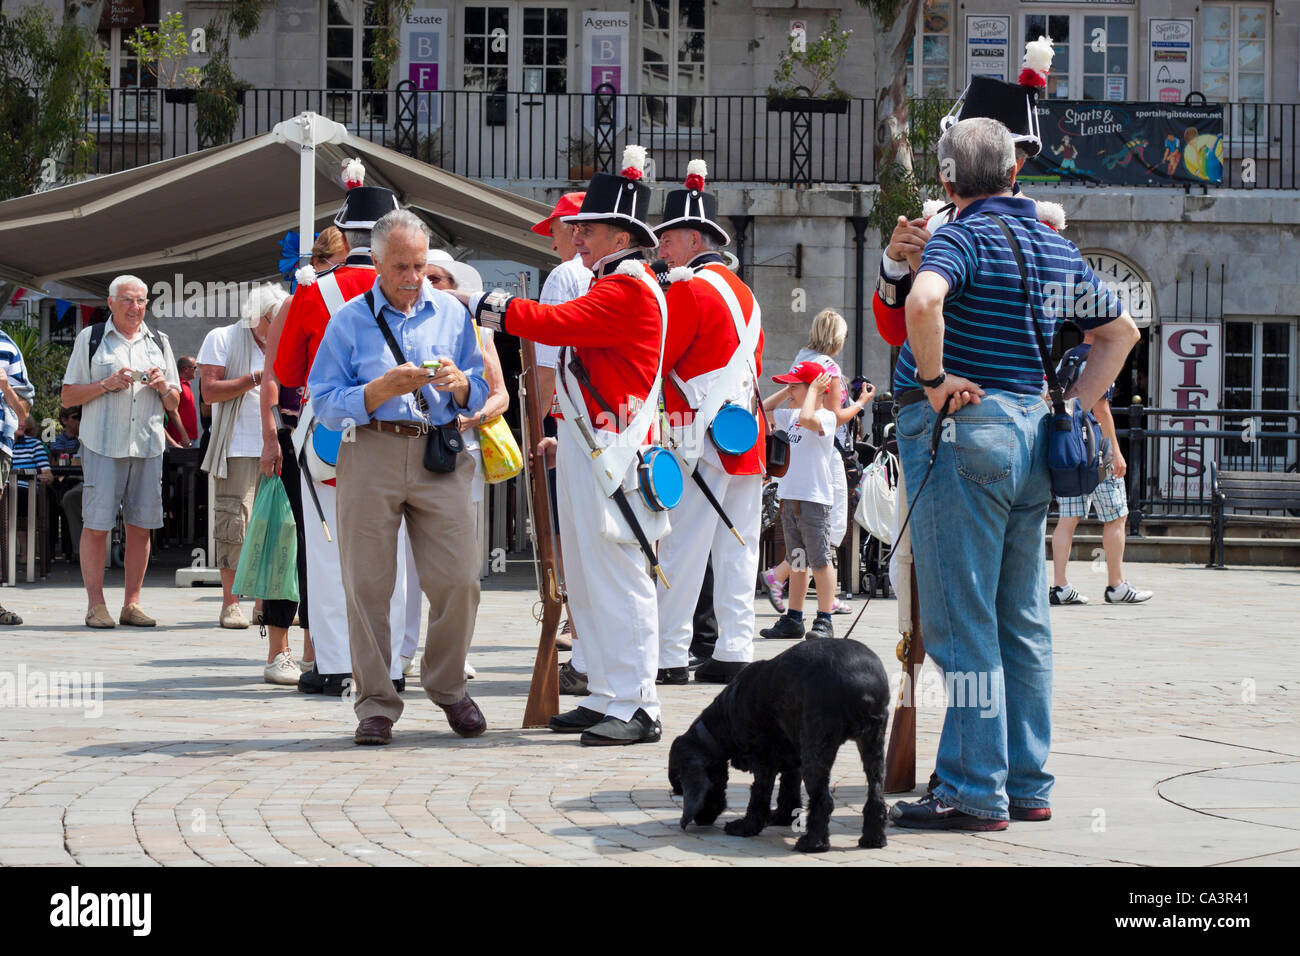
left=686, top=159, right=708, bottom=179
left=342, top=158, right=366, bottom=188
left=921, top=198, right=947, bottom=220
left=621, top=144, right=647, bottom=177
left=1035, top=200, right=1067, bottom=231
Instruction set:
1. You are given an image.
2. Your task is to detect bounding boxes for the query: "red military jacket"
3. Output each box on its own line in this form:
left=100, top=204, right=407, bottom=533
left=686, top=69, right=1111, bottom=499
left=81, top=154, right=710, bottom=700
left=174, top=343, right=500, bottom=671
left=275, top=262, right=377, bottom=388
left=662, top=255, right=766, bottom=476
left=503, top=254, right=662, bottom=436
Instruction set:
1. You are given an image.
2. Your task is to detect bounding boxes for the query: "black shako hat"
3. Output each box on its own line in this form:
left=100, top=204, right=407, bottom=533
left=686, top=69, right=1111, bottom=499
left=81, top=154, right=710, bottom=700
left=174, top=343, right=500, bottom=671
left=654, top=159, right=730, bottom=246
left=941, top=37, right=1055, bottom=157
left=561, top=145, right=658, bottom=249
left=333, top=158, right=401, bottom=230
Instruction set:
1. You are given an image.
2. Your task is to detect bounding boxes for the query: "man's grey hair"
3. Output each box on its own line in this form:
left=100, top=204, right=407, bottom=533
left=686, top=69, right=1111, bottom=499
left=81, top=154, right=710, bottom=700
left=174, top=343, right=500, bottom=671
left=700, top=232, right=723, bottom=251
left=937, top=117, right=1016, bottom=199
left=342, top=229, right=370, bottom=252
left=108, top=275, right=147, bottom=298
left=371, top=210, right=430, bottom=260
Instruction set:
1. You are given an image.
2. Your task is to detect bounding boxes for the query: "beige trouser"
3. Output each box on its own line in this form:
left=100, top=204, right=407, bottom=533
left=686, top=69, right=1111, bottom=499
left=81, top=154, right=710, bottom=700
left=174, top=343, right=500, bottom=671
left=336, top=427, right=479, bottom=724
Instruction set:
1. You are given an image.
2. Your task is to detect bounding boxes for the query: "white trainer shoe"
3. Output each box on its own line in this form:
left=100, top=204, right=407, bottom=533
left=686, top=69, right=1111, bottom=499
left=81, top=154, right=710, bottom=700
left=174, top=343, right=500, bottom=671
left=264, top=650, right=300, bottom=685
left=401, top=655, right=417, bottom=676
left=464, top=662, right=477, bottom=680
left=220, top=603, right=249, bottom=629
left=1105, top=581, right=1153, bottom=604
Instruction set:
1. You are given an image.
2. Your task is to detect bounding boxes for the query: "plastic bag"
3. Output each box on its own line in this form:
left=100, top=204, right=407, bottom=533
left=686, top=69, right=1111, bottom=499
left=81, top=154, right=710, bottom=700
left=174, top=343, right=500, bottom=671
left=233, top=475, right=299, bottom=601
left=854, top=450, right=898, bottom=545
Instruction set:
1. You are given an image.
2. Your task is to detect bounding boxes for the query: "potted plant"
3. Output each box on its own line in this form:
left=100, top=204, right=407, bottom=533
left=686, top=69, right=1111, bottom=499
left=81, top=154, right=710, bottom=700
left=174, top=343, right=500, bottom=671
left=767, top=17, right=854, bottom=114
left=125, top=12, right=201, bottom=103
left=561, top=132, right=595, bottom=180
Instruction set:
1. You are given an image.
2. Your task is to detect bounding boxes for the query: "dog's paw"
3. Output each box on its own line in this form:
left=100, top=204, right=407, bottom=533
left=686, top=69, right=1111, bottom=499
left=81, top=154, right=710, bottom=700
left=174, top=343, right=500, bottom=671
left=724, top=816, right=766, bottom=838
left=794, top=833, right=830, bottom=853
left=858, top=832, right=887, bottom=849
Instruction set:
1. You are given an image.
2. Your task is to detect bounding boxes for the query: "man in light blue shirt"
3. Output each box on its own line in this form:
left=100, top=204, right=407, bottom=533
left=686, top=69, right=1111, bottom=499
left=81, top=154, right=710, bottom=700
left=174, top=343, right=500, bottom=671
left=308, top=208, right=489, bottom=747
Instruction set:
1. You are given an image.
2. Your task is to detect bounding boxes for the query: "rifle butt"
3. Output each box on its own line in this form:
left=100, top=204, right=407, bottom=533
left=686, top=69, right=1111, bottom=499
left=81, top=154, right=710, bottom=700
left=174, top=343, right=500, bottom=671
left=521, top=598, right=563, bottom=728
left=883, top=705, right=917, bottom=794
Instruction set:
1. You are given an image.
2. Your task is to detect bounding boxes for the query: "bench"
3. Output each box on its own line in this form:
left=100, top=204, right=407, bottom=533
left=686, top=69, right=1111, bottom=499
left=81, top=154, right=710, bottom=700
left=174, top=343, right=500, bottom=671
left=1208, top=464, right=1300, bottom=568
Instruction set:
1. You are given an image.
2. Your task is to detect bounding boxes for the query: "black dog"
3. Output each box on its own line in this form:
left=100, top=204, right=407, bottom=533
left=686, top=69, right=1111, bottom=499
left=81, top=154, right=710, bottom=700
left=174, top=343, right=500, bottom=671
left=668, top=639, right=890, bottom=853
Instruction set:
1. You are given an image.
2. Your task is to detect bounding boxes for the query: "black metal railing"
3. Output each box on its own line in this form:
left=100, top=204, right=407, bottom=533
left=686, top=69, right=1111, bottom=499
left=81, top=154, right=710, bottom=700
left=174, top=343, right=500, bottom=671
left=79, top=86, right=877, bottom=185
left=1113, top=403, right=1299, bottom=528
left=71, top=89, right=1300, bottom=191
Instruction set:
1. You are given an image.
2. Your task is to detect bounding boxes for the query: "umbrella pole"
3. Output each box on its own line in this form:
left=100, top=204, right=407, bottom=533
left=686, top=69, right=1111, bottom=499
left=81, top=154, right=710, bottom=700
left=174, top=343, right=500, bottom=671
left=299, top=115, right=315, bottom=264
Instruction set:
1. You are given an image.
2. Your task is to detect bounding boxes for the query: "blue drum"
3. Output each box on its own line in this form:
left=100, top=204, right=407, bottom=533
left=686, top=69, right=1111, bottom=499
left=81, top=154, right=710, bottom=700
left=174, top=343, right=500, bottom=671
left=708, top=402, right=759, bottom=456
left=637, top=445, right=684, bottom=512
left=311, top=423, right=344, bottom=468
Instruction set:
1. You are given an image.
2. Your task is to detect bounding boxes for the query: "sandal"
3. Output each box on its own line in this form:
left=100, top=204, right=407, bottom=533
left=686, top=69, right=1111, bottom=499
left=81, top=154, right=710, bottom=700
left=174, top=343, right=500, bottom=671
left=0, top=606, right=21, bottom=625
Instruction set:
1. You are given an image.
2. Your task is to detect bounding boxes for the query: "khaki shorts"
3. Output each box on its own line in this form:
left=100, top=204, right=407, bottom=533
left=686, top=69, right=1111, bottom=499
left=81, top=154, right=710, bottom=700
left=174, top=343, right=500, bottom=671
left=213, top=457, right=262, bottom=570
left=780, top=498, right=833, bottom=571
left=81, top=447, right=164, bottom=531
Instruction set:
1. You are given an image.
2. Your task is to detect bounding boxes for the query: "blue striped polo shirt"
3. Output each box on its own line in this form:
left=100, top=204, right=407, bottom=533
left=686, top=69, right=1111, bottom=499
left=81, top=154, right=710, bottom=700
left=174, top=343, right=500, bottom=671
left=893, top=196, right=1123, bottom=395
left=0, top=331, right=35, bottom=460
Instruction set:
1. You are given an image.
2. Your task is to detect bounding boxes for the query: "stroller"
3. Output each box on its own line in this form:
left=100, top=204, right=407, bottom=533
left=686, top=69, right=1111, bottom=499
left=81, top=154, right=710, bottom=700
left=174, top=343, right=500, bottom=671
left=852, top=393, right=899, bottom=599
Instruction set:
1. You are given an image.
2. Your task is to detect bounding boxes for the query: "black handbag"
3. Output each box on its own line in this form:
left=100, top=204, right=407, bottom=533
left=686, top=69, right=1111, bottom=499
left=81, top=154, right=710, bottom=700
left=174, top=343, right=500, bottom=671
left=365, top=290, right=462, bottom=475
left=766, top=428, right=791, bottom=478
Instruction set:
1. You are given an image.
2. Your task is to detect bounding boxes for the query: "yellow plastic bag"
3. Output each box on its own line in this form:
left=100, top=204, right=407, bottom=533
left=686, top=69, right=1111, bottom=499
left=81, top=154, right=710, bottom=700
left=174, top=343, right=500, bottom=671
left=473, top=321, right=522, bottom=484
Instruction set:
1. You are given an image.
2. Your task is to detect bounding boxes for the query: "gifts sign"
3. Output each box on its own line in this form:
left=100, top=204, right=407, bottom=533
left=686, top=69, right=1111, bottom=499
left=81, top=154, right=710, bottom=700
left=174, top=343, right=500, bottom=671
left=1024, top=101, right=1224, bottom=187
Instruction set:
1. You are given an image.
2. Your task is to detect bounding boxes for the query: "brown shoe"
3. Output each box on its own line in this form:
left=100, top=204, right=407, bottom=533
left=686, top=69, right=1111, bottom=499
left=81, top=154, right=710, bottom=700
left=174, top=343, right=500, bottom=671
left=439, top=695, right=487, bottom=738
left=353, top=715, right=393, bottom=745
left=119, top=603, right=156, bottom=627
left=85, top=603, right=115, bottom=628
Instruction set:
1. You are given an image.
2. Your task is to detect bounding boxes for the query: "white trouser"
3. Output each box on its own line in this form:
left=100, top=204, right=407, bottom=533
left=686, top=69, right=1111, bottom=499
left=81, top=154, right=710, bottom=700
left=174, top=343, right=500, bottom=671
left=301, top=475, right=406, bottom=678
left=399, top=525, right=421, bottom=659
left=657, top=461, right=761, bottom=667
left=555, top=437, right=660, bottom=722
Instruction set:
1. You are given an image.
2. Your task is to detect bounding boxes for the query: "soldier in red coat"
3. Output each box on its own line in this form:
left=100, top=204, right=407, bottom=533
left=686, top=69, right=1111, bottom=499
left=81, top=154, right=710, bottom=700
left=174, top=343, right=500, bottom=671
left=654, top=160, right=765, bottom=686
left=462, top=147, right=671, bottom=746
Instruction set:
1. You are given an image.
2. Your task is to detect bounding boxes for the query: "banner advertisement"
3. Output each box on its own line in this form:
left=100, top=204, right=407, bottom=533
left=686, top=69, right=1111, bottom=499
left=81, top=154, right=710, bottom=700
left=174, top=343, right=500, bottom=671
left=400, top=7, right=448, bottom=127
left=1159, top=323, right=1221, bottom=499
left=1024, top=101, right=1223, bottom=186
left=965, top=15, right=1010, bottom=82
left=583, top=10, right=630, bottom=130
left=1149, top=19, right=1194, bottom=103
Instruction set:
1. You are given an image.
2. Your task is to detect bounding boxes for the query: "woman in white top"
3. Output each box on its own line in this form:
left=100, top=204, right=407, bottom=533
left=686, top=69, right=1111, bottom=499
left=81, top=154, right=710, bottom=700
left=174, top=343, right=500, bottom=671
left=200, top=283, right=303, bottom=683
left=762, top=308, right=874, bottom=614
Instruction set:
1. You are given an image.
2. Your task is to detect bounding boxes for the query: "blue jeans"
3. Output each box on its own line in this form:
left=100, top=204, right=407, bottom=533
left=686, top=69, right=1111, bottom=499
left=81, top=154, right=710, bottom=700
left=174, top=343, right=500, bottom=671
left=895, top=390, right=1053, bottom=820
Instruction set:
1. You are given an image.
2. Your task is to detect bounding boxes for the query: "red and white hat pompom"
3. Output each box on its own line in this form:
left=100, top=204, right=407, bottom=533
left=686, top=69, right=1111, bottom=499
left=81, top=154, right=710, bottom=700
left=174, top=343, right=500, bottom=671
left=620, top=144, right=646, bottom=181
left=683, top=158, right=707, bottom=192
left=341, top=158, right=366, bottom=190
left=1018, top=36, right=1054, bottom=90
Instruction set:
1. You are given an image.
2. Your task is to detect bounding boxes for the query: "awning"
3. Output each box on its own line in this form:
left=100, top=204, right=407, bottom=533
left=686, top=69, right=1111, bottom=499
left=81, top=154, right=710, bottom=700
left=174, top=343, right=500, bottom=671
left=0, top=113, right=553, bottom=297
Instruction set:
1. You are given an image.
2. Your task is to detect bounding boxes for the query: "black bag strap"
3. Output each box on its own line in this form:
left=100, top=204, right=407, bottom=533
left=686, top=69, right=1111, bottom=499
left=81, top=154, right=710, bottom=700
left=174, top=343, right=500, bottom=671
left=87, top=321, right=163, bottom=376
left=564, top=350, right=619, bottom=421
left=364, top=290, right=430, bottom=418
left=989, top=216, right=1067, bottom=417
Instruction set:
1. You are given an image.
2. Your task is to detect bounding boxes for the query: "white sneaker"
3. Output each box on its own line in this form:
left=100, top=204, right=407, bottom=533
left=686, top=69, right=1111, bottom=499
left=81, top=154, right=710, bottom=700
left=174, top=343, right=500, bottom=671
left=401, top=655, right=417, bottom=676
left=1105, top=581, right=1153, bottom=604
left=220, top=603, right=249, bottom=629
left=264, top=650, right=300, bottom=685
left=464, top=662, right=477, bottom=680
left=1050, top=584, right=1088, bottom=606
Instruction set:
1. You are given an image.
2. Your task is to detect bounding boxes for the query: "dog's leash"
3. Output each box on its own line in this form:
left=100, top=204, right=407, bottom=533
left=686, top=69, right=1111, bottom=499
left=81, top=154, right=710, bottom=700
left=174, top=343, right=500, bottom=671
left=841, top=395, right=954, bottom=642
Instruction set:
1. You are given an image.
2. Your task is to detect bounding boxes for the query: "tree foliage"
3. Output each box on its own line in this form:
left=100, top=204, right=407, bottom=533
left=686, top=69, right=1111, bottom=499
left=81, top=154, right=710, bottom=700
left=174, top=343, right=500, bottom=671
left=0, top=6, right=106, bottom=200
left=0, top=320, right=71, bottom=426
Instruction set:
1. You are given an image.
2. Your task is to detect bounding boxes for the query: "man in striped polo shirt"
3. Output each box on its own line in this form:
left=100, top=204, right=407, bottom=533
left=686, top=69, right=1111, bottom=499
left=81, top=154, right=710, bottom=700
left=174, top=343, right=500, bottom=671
left=0, top=330, right=35, bottom=625
left=888, top=118, right=1139, bottom=831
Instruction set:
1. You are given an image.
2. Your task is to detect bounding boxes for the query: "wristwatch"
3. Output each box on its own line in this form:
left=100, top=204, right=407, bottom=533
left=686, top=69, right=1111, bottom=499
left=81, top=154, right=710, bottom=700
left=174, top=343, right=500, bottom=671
left=918, top=370, right=946, bottom=389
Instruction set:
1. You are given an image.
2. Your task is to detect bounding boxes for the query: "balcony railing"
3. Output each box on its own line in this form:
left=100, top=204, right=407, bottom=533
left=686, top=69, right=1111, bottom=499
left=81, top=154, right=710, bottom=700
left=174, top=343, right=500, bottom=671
left=75, top=89, right=1300, bottom=190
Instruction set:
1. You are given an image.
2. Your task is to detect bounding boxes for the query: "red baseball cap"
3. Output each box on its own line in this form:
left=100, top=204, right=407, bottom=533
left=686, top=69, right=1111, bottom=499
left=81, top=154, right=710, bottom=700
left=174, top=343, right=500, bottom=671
left=772, top=360, right=826, bottom=385
left=532, top=192, right=587, bottom=236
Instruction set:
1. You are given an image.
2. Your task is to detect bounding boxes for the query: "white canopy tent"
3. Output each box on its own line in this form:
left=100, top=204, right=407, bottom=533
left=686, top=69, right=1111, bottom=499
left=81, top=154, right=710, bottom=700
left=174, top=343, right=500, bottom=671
left=0, top=112, right=553, bottom=296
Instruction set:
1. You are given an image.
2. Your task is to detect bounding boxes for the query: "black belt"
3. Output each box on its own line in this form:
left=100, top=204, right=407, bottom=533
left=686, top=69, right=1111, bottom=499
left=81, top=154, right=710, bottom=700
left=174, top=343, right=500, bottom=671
left=895, top=388, right=928, bottom=409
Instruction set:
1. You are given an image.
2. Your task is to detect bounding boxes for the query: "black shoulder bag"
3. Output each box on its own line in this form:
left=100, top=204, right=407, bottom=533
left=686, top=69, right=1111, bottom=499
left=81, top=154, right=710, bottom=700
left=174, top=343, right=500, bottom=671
left=364, top=291, right=464, bottom=474
left=991, top=216, right=1110, bottom=498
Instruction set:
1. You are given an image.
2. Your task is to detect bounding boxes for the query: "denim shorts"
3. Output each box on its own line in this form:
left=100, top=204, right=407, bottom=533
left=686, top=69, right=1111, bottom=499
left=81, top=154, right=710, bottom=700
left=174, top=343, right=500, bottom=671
left=80, top=446, right=164, bottom=531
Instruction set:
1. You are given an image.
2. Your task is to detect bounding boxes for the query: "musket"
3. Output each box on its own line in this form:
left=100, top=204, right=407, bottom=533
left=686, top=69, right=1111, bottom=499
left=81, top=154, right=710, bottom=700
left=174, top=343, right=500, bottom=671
left=884, top=466, right=925, bottom=793
left=519, top=337, right=563, bottom=728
